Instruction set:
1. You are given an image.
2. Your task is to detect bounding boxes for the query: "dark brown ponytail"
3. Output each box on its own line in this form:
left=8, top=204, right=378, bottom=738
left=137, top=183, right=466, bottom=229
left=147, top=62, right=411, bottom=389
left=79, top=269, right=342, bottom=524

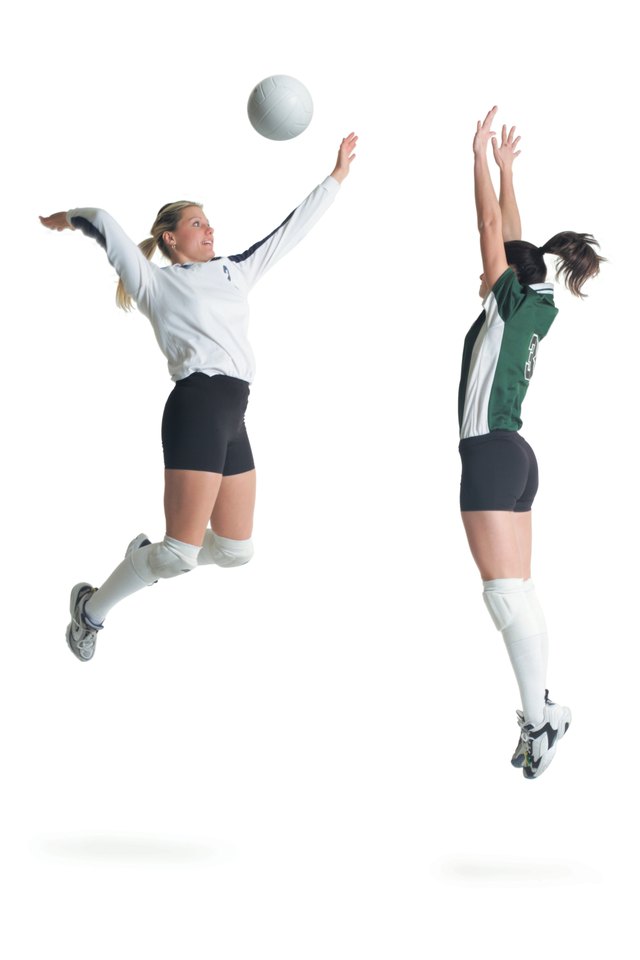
left=540, top=232, right=605, bottom=298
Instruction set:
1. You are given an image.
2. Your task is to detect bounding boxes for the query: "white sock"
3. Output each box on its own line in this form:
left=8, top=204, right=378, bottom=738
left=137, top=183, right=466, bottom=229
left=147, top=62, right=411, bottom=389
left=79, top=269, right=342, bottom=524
left=483, top=578, right=546, bottom=726
left=523, top=578, right=549, bottom=689
left=84, top=537, right=200, bottom=623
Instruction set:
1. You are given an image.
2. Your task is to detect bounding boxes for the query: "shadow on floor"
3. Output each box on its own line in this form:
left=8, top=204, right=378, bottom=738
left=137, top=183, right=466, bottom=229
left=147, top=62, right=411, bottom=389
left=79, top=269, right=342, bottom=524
left=436, top=855, right=601, bottom=886
left=36, top=834, right=226, bottom=865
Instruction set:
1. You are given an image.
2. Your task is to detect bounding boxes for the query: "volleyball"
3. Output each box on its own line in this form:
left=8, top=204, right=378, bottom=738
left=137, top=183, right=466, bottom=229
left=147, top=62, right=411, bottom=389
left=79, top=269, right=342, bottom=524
left=247, top=75, right=313, bottom=141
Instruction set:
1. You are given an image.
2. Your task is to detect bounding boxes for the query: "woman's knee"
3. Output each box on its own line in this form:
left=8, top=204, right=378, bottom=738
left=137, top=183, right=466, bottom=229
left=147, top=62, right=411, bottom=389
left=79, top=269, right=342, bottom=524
left=199, top=530, right=254, bottom=568
left=130, top=536, right=201, bottom=583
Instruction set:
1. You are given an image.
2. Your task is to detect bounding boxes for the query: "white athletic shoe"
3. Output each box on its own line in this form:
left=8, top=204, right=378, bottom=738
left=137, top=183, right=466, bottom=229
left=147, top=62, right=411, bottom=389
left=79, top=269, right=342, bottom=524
left=66, top=583, right=103, bottom=662
left=521, top=692, right=571, bottom=780
left=511, top=710, right=528, bottom=768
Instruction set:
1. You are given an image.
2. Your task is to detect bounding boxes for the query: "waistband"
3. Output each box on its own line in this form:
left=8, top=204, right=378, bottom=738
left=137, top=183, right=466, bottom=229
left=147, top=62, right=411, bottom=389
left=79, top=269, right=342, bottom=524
left=459, top=429, right=527, bottom=448
left=173, top=372, right=250, bottom=393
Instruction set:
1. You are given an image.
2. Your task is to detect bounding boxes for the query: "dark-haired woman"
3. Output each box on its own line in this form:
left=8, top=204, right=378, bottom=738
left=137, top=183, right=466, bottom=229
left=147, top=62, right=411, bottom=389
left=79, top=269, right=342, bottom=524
left=459, top=108, right=603, bottom=778
left=40, top=134, right=357, bottom=662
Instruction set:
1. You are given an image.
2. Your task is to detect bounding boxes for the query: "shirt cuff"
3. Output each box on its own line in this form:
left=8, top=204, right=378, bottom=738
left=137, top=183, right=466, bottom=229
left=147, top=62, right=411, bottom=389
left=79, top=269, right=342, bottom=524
left=323, top=175, right=341, bottom=193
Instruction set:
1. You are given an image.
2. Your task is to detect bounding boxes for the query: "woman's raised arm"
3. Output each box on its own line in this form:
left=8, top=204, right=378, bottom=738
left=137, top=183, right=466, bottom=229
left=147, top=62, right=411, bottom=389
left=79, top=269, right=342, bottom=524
left=229, top=132, right=357, bottom=289
left=473, top=106, right=509, bottom=291
left=492, top=124, right=522, bottom=242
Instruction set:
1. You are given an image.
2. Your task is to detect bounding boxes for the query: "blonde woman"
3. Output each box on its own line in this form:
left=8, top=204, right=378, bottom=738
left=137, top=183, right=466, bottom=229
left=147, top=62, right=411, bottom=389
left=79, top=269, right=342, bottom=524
left=40, top=133, right=357, bottom=661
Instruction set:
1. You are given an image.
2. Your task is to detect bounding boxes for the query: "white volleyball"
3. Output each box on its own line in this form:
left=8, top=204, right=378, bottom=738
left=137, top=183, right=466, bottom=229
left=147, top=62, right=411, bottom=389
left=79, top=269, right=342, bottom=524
left=247, top=75, right=313, bottom=141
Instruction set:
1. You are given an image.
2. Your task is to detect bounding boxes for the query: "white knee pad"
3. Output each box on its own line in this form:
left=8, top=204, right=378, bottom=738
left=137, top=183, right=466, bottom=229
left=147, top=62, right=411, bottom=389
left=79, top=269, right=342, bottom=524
left=130, top=536, right=200, bottom=584
left=199, top=530, right=254, bottom=568
left=482, top=579, right=537, bottom=635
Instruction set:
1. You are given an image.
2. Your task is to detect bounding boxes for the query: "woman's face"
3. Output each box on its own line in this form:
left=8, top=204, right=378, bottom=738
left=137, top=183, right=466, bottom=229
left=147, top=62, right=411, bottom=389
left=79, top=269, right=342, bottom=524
left=479, top=273, right=489, bottom=299
left=165, top=206, right=214, bottom=263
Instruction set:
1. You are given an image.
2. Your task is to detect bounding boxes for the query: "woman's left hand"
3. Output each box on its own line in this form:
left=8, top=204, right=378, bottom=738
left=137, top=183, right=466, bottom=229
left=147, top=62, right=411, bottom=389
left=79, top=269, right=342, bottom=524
left=492, top=124, right=521, bottom=171
left=331, top=133, right=358, bottom=183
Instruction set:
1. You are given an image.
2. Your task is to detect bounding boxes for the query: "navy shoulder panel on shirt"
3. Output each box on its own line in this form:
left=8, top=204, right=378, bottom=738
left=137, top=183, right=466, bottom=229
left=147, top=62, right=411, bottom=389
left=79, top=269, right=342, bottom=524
left=228, top=209, right=295, bottom=263
left=70, top=216, right=107, bottom=249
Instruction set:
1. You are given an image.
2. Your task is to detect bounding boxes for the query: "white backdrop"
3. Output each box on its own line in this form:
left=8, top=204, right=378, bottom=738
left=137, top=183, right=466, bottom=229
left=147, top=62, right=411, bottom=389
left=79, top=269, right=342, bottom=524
left=2, top=0, right=637, bottom=957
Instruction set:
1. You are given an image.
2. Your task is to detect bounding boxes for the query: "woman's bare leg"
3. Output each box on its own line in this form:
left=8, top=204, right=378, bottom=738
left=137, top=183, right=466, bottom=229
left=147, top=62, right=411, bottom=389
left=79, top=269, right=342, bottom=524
left=197, top=469, right=257, bottom=568
left=83, top=470, right=221, bottom=628
left=461, top=510, right=527, bottom=579
left=211, top=469, right=256, bottom=539
left=164, top=469, right=223, bottom=544
left=462, top=509, right=545, bottom=725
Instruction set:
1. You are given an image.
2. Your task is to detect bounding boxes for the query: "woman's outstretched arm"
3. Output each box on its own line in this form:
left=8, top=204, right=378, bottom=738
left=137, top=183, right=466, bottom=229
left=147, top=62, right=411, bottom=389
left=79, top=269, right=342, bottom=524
left=229, top=132, right=358, bottom=289
left=492, top=124, right=522, bottom=242
left=40, top=208, right=157, bottom=311
left=473, top=106, right=509, bottom=289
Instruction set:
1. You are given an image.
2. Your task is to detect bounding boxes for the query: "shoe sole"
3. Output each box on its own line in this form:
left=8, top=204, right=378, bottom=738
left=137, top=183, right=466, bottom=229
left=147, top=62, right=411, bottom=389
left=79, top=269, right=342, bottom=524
left=66, top=582, right=95, bottom=662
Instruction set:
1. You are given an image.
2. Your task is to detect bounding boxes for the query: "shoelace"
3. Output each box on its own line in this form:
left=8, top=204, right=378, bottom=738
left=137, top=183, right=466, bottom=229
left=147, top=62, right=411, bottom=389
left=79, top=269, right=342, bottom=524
left=72, top=594, right=101, bottom=650
left=515, top=711, right=530, bottom=743
left=76, top=634, right=96, bottom=652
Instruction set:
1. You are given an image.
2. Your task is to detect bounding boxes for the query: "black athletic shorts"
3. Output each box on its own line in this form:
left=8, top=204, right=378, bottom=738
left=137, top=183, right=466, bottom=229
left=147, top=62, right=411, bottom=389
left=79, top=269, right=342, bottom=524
left=161, top=373, right=255, bottom=474
left=458, top=430, right=538, bottom=512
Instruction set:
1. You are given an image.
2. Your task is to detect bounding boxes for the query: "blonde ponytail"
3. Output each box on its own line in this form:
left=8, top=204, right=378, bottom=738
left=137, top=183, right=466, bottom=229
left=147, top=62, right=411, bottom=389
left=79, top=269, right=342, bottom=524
left=115, top=200, right=201, bottom=311
left=116, top=236, right=158, bottom=311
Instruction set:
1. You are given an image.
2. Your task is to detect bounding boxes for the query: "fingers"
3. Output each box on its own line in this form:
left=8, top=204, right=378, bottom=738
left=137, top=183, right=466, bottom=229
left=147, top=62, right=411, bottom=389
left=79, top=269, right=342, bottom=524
left=39, top=212, right=71, bottom=231
left=476, top=106, right=497, bottom=143
left=483, top=105, right=498, bottom=126
left=493, top=123, right=521, bottom=158
left=481, top=106, right=498, bottom=132
left=339, top=133, right=358, bottom=164
left=40, top=214, right=59, bottom=231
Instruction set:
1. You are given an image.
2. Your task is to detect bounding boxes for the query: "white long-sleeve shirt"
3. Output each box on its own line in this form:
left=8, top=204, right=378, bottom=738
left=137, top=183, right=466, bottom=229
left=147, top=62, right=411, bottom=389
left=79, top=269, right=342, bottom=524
left=67, top=175, right=340, bottom=382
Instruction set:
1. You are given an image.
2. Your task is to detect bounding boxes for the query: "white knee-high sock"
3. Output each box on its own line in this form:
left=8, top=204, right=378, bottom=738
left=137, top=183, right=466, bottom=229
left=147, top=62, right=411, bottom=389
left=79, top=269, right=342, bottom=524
left=523, top=578, right=549, bottom=688
left=483, top=578, right=546, bottom=726
left=84, top=537, right=200, bottom=624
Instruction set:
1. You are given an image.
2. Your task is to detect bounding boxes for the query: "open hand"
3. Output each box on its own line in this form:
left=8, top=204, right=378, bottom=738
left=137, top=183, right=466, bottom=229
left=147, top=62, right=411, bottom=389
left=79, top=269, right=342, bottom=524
left=473, top=106, right=498, bottom=156
left=331, top=133, right=358, bottom=183
left=492, top=124, right=521, bottom=171
left=39, top=212, right=74, bottom=231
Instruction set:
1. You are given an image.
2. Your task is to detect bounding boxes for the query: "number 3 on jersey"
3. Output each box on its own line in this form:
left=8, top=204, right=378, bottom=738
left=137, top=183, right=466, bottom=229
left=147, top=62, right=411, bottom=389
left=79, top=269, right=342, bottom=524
left=524, top=334, right=539, bottom=382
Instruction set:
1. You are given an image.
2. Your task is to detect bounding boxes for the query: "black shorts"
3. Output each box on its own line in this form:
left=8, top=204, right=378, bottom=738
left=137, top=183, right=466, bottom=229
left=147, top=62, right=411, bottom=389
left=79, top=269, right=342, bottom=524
left=161, top=373, right=255, bottom=474
left=458, top=430, right=538, bottom=512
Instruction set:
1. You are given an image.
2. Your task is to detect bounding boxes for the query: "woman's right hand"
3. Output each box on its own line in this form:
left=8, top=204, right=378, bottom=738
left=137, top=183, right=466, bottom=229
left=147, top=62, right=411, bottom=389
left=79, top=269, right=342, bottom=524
left=39, top=212, right=74, bottom=231
left=473, top=106, right=498, bottom=156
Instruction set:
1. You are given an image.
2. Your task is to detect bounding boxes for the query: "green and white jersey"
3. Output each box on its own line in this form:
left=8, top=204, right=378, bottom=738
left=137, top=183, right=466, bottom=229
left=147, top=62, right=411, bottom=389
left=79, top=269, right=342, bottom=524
left=458, top=268, right=558, bottom=438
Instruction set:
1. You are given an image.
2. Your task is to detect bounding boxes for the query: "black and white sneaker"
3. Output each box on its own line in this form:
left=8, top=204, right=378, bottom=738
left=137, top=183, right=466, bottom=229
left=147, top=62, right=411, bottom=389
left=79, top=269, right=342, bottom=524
left=521, top=692, right=571, bottom=780
left=66, top=583, right=103, bottom=662
left=511, top=710, right=528, bottom=768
